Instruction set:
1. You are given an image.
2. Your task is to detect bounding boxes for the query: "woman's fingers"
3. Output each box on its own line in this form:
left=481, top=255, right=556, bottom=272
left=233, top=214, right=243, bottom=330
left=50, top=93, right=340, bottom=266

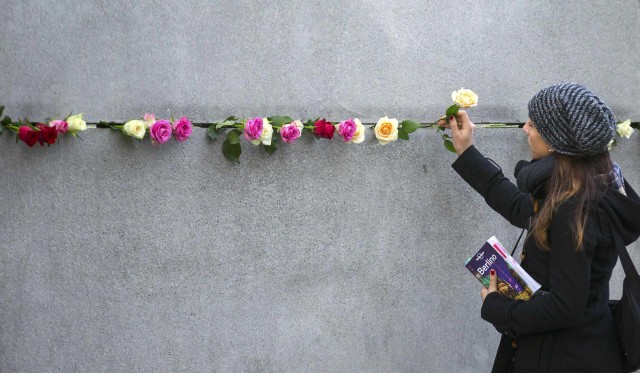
left=488, top=269, right=497, bottom=292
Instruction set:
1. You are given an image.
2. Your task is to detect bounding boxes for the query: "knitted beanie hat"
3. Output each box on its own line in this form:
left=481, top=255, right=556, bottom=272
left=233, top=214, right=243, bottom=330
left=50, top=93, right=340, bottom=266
left=527, top=83, right=615, bottom=156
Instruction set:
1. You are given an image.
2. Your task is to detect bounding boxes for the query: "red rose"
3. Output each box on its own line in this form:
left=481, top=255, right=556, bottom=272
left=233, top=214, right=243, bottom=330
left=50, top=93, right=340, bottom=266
left=18, top=126, right=39, bottom=147
left=313, top=118, right=335, bottom=139
left=37, top=124, right=58, bottom=145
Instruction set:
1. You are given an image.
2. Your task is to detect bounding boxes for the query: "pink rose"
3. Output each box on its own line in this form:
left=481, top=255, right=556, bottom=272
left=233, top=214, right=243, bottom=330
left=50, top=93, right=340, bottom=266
left=243, top=117, right=263, bottom=142
left=150, top=120, right=172, bottom=144
left=336, top=119, right=357, bottom=142
left=49, top=120, right=68, bottom=134
left=143, top=113, right=156, bottom=127
left=280, top=120, right=303, bottom=144
left=172, top=116, right=192, bottom=142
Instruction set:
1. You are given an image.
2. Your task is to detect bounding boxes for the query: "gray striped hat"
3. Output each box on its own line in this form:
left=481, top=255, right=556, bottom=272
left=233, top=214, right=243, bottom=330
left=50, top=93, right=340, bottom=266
left=527, top=83, right=615, bottom=157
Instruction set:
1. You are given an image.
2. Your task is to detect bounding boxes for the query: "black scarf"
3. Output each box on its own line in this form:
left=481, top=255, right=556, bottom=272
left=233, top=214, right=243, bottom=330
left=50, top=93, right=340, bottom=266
left=514, top=155, right=555, bottom=199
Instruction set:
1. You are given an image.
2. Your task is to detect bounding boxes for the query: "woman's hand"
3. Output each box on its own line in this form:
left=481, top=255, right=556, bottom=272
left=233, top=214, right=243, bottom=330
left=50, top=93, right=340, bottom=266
left=481, top=269, right=498, bottom=302
left=437, top=110, right=476, bottom=155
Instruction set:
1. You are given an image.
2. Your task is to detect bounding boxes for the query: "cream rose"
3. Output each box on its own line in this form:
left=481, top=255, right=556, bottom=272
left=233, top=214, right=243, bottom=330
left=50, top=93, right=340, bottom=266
left=351, top=118, right=366, bottom=144
left=617, top=119, right=634, bottom=139
left=250, top=118, right=273, bottom=146
left=374, top=116, right=399, bottom=145
left=451, top=88, right=478, bottom=108
left=123, top=120, right=147, bottom=139
left=67, top=113, right=87, bottom=132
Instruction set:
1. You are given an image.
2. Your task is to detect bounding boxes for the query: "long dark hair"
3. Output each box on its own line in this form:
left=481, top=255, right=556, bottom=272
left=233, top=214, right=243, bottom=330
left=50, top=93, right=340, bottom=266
left=531, top=152, right=612, bottom=251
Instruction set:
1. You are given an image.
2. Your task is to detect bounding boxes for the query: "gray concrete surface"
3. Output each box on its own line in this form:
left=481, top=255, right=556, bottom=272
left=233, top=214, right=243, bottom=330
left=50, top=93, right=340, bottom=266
left=1, top=1, right=639, bottom=372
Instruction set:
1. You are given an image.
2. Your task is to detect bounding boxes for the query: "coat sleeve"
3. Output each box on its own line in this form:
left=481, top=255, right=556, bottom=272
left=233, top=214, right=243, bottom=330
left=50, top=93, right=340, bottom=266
left=480, top=200, right=595, bottom=335
left=451, top=145, right=533, bottom=228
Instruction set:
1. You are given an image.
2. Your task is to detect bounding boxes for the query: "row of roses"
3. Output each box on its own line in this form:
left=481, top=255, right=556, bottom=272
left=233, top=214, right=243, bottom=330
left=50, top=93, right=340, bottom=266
left=0, top=87, right=636, bottom=163
left=109, top=114, right=193, bottom=144
left=1, top=111, right=636, bottom=162
left=0, top=109, right=88, bottom=147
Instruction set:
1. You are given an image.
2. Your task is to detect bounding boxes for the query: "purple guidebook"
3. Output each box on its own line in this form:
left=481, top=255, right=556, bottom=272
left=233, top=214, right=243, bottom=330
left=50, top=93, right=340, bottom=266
left=465, top=236, right=541, bottom=301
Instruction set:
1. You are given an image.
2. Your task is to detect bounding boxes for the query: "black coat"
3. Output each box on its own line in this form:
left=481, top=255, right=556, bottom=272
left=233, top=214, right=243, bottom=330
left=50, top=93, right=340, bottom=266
left=452, top=146, right=640, bottom=373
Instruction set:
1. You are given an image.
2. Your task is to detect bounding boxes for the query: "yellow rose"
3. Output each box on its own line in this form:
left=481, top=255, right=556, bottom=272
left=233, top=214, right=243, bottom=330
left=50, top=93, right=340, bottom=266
left=67, top=113, right=87, bottom=132
left=616, top=119, right=634, bottom=139
left=374, top=116, right=399, bottom=145
left=351, top=118, right=366, bottom=144
left=451, top=88, right=478, bottom=108
left=123, top=120, right=146, bottom=139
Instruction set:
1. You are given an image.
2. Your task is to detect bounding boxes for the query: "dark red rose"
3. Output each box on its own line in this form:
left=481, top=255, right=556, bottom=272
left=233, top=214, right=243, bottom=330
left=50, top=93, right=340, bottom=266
left=18, top=126, right=30, bottom=143
left=18, top=126, right=39, bottom=147
left=313, top=118, right=335, bottom=139
left=38, top=125, right=58, bottom=145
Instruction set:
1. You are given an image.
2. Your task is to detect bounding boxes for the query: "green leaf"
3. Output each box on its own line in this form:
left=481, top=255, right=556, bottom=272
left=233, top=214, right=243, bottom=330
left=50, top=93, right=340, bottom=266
left=441, top=133, right=452, bottom=140
left=264, top=141, right=277, bottom=155
left=215, top=119, right=237, bottom=130
left=1, top=116, right=11, bottom=126
left=304, top=119, right=315, bottom=127
left=268, top=116, right=293, bottom=127
left=226, top=129, right=242, bottom=144
left=20, top=118, right=31, bottom=127
left=207, top=125, right=218, bottom=141
left=224, top=116, right=238, bottom=122
left=444, top=139, right=456, bottom=153
left=222, top=139, right=241, bottom=163
left=445, top=104, right=459, bottom=117
left=397, top=129, right=410, bottom=140
left=400, top=120, right=420, bottom=133
left=0, top=106, right=4, bottom=118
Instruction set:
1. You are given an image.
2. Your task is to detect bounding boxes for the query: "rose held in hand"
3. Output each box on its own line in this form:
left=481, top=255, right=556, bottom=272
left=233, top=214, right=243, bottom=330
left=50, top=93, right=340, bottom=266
left=451, top=88, right=478, bottom=108
left=150, top=120, right=172, bottom=144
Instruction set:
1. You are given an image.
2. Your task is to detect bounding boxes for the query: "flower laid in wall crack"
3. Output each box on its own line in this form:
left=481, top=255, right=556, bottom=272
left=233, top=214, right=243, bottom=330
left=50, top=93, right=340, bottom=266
left=1, top=87, right=637, bottom=162
left=0, top=106, right=87, bottom=147
left=101, top=113, right=193, bottom=144
left=608, top=119, right=635, bottom=150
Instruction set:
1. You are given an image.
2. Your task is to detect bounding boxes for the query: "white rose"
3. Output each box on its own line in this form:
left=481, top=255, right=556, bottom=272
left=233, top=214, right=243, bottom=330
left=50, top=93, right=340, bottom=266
left=616, top=119, right=634, bottom=139
left=67, top=113, right=87, bottom=132
left=251, top=118, right=273, bottom=146
left=351, top=118, right=366, bottom=144
left=451, top=88, right=478, bottom=108
left=123, top=120, right=146, bottom=139
left=374, top=116, right=399, bottom=145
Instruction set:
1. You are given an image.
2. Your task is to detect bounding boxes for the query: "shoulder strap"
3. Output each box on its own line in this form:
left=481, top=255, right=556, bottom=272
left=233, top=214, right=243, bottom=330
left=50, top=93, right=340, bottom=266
left=609, top=220, right=640, bottom=279
left=511, top=228, right=526, bottom=257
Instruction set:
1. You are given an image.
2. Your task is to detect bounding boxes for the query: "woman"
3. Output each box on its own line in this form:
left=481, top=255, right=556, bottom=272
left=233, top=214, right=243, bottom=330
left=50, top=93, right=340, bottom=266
left=440, top=83, right=640, bottom=372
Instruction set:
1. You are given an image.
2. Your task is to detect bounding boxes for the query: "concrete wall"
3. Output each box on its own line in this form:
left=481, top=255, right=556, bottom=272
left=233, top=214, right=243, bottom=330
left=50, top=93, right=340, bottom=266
left=1, top=1, right=639, bottom=372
